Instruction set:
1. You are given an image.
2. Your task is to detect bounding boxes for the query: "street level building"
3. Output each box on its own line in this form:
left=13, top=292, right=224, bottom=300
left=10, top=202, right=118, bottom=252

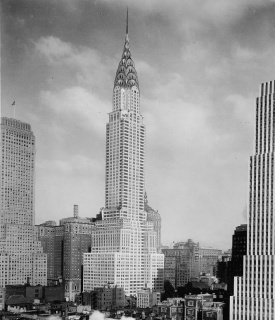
left=153, top=298, right=184, bottom=320
left=230, top=81, right=275, bottom=319
left=83, top=14, right=164, bottom=296
left=0, top=117, right=47, bottom=288
left=185, top=294, right=224, bottom=320
left=136, top=288, right=160, bottom=308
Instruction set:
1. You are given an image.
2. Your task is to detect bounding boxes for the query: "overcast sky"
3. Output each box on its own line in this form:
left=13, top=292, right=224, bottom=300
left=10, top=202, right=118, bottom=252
left=2, top=0, right=275, bottom=250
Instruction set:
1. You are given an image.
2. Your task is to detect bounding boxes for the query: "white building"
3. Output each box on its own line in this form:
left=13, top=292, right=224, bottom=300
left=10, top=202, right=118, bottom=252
left=230, top=81, right=275, bottom=319
left=83, top=14, right=164, bottom=296
left=0, top=117, right=47, bottom=288
left=137, top=288, right=161, bottom=308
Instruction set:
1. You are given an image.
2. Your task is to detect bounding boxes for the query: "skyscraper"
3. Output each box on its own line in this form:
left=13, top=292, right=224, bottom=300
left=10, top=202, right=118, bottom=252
left=0, top=117, right=47, bottom=287
left=83, top=14, right=164, bottom=296
left=230, top=81, right=275, bottom=319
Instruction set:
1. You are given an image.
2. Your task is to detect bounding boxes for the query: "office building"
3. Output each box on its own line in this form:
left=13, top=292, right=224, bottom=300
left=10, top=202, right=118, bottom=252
left=227, top=224, right=246, bottom=295
left=230, top=81, right=275, bottom=319
left=162, top=240, right=221, bottom=288
left=85, top=284, right=125, bottom=310
left=0, top=117, right=47, bottom=288
left=37, top=205, right=94, bottom=301
left=199, top=246, right=222, bottom=276
left=83, top=14, right=164, bottom=296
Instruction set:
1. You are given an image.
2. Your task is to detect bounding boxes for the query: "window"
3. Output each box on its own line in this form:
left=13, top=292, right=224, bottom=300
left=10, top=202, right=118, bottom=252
left=187, top=300, right=194, bottom=307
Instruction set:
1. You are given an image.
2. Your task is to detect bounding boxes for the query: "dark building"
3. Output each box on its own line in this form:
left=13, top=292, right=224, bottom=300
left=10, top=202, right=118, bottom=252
left=82, top=285, right=125, bottom=310
left=37, top=206, right=95, bottom=301
left=216, top=253, right=231, bottom=285
left=228, top=224, right=247, bottom=295
left=4, top=283, right=64, bottom=306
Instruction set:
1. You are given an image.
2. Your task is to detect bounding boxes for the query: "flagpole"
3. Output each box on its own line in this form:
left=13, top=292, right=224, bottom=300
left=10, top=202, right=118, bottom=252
left=12, top=101, right=16, bottom=119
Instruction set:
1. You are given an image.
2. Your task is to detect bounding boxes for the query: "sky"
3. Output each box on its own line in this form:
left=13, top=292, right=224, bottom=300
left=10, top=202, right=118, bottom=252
left=1, top=0, right=275, bottom=250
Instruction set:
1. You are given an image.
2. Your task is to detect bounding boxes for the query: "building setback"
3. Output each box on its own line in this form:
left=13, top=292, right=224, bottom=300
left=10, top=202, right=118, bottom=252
left=144, top=192, right=162, bottom=252
left=83, top=14, right=164, bottom=296
left=230, top=81, right=275, bottom=319
left=0, top=117, right=47, bottom=288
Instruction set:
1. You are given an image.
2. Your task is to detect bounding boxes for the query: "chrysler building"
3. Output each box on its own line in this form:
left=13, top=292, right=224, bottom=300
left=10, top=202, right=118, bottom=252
left=83, top=13, right=164, bottom=296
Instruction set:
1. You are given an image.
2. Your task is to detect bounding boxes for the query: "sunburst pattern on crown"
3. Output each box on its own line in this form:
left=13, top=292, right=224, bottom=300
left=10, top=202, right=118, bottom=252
left=114, top=36, right=139, bottom=89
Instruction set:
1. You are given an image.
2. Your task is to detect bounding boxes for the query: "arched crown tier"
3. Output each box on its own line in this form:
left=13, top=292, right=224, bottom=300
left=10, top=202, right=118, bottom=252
left=114, top=35, right=139, bottom=89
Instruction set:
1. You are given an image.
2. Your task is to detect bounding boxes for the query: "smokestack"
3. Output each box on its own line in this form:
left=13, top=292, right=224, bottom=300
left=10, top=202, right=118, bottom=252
left=74, top=205, right=79, bottom=218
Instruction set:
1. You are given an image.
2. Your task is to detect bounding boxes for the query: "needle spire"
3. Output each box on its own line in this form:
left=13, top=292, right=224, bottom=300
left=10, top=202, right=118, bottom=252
left=126, top=8, right=129, bottom=36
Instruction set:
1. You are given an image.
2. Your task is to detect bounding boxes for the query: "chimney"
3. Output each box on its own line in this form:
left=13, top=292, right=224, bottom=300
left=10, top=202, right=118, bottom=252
left=74, top=205, right=79, bottom=218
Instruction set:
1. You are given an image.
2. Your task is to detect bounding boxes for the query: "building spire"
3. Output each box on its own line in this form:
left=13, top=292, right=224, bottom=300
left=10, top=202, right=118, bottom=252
left=126, top=8, right=129, bottom=37
left=113, top=9, right=139, bottom=89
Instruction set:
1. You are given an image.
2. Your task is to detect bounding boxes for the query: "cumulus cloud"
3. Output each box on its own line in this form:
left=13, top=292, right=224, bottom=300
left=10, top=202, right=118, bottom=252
left=4, top=0, right=274, bottom=248
left=225, top=94, right=255, bottom=124
left=38, top=155, right=102, bottom=175
left=34, top=36, right=114, bottom=89
left=40, top=86, right=109, bottom=135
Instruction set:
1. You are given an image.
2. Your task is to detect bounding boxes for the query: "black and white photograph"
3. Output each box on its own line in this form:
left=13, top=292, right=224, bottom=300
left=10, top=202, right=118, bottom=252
left=1, top=0, right=275, bottom=319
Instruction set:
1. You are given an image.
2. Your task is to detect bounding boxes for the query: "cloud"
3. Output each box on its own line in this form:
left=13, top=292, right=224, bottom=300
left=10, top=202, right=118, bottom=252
left=35, top=36, right=74, bottom=63
left=38, top=155, right=102, bottom=176
left=40, top=86, right=109, bottom=135
left=225, top=94, right=255, bottom=123
left=34, top=36, right=114, bottom=89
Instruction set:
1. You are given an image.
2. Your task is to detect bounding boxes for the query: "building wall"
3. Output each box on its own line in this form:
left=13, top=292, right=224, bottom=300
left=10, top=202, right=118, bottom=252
left=0, top=118, right=47, bottom=288
left=230, top=81, right=275, bottom=319
left=0, top=287, right=5, bottom=310
left=87, top=286, right=125, bottom=310
left=227, top=224, right=246, bottom=295
left=162, top=240, right=221, bottom=289
left=38, top=216, right=94, bottom=301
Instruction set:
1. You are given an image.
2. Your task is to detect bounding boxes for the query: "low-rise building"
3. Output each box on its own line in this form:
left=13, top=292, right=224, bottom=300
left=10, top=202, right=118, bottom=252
left=4, top=284, right=65, bottom=306
left=185, top=293, right=224, bottom=320
left=82, top=285, right=125, bottom=310
left=136, top=288, right=160, bottom=308
left=153, top=298, right=184, bottom=320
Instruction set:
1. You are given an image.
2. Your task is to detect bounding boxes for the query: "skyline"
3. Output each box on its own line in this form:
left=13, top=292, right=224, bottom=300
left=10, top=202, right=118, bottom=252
left=2, top=0, right=275, bottom=250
